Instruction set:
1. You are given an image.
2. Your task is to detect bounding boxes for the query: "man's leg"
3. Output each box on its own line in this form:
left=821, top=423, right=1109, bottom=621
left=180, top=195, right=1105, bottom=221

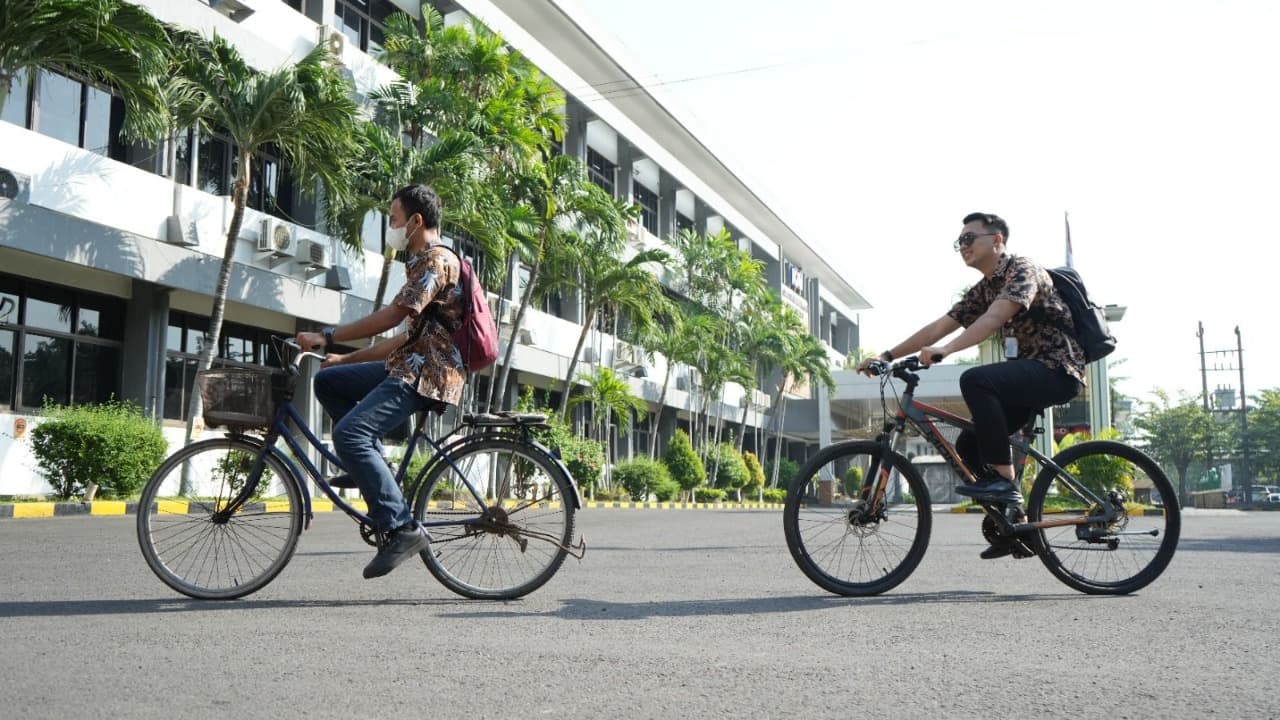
left=956, top=361, right=1079, bottom=502
left=315, top=362, right=391, bottom=478
left=331, top=376, right=430, bottom=578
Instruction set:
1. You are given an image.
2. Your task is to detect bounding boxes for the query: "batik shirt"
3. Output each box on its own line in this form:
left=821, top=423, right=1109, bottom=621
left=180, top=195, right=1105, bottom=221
left=947, top=254, right=1087, bottom=385
left=385, top=244, right=466, bottom=406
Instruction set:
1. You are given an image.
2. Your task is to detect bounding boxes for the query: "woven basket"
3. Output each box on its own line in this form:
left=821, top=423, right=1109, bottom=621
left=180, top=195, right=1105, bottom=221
left=196, top=368, right=275, bottom=429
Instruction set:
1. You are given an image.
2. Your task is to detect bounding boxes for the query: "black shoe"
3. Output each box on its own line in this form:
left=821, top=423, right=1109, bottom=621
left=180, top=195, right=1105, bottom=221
left=362, top=523, right=429, bottom=579
left=955, top=474, right=1022, bottom=504
left=328, top=474, right=358, bottom=489
left=980, top=543, right=1015, bottom=560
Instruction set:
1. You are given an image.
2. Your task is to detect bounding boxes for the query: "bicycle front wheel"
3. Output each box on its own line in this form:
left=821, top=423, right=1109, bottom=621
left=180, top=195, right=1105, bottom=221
left=1027, top=440, right=1180, bottom=595
left=413, top=437, right=576, bottom=600
left=136, top=437, right=303, bottom=600
left=783, top=441, right=932, bottom=596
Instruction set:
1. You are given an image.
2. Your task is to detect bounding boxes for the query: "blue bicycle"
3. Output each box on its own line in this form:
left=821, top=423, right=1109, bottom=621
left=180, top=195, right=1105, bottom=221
left=137, top=338, right=583, bottom=600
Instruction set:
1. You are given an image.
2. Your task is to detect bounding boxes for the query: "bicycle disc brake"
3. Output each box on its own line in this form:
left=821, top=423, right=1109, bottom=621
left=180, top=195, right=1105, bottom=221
left=1076, top=491, right=1129, bottom=547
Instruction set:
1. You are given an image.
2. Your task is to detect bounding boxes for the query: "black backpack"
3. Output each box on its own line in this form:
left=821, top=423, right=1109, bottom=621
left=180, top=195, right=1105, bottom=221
left=1046, top=267, right=1116, bottom=363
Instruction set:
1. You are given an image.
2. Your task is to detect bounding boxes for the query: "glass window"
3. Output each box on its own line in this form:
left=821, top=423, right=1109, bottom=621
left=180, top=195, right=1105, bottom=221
left=634, top=183, right=658, bottom=235
left=25, top=295, right=73, bottom=333
left=166, top=323, right=183, bottom=352
left=2, top=71, right=30, bottom=127
left=0, top=290, right=17, bottom=324
left=197, top=134, right=228, bottom=196
left=22, top=333, right=71, bottom=407
left=0, top=329, right=13, bottom=406
left=186, top=327, right=207, bottom=356
left=173, top=129, right=193, bottom=185
left=82, top=84, right=112, bottom=155
left=73, top=343, right=119, bottom=405
left=78, top=295, right=123, bottom=339
left=163, top=356, right=196, bottom=419
left=78, top=308, right=100, bottom=336
left=36, top=70, right=82, bottom=146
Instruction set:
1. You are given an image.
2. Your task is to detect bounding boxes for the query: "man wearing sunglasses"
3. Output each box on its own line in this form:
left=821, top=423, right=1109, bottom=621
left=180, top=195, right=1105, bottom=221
left=857, top=212, right=1085, bottom=559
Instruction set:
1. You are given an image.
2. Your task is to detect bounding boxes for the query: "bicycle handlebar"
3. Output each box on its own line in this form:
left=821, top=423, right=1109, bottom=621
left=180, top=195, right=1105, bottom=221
left=866, top=355, right=938, bottom=377
left=279, top=337, right=327, bottom=370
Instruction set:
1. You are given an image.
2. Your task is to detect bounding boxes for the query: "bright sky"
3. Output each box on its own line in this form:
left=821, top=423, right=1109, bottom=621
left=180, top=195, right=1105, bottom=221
left=571, top=0, right=1280, bottom=408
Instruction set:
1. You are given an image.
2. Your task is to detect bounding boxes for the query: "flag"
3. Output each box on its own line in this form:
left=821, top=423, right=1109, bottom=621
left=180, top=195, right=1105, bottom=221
left=1064, top=211, right=1074, bottom=269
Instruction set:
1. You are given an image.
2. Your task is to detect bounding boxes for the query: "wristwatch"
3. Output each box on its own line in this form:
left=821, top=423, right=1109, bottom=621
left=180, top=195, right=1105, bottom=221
left=322, top=326, right=336, bottom=352
left=879, top=350, right=894, bottom=362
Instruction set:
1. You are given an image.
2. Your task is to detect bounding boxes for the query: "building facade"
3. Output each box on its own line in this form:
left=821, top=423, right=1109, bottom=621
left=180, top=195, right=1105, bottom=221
left=0, top=0, right=868, bottom=495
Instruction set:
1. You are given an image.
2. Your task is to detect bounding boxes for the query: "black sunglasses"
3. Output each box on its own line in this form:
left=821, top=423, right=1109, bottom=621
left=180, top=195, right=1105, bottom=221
left=954, top=232, right=996, bottom=251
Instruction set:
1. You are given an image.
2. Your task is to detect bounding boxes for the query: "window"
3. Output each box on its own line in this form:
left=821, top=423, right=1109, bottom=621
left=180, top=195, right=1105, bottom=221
left=1, top=71, right=30, bottom=127
left=195, top=133, right=297, bottom=221
left=0, top=274, right=125, bottom=410
left=676, top=212, right=694, bottom=233
left=36, top=70, right=81, bottom=146
left=32, top=70, right=128, bottom=158
left=334, top=0, right=397, bottom=54
left=163, top=312, right=284, bottom=421
left=586, top=147, right=615, bottom=196
left=634, top=183, right=658, bottom=236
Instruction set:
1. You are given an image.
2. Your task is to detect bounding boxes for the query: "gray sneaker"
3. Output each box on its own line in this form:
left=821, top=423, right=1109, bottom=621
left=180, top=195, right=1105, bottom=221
left=955, top=476, right=1023, bottom=505
left=362, top=523, right=429, bottom=579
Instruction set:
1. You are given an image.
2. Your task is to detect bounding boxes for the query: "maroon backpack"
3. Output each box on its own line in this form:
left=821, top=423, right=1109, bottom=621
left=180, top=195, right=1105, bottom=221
left=437, top=245, right=499, bottom=373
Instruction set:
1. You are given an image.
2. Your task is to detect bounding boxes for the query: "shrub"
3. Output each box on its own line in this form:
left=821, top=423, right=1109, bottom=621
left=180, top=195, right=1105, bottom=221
left=652, top=476, right=680, bottom=502
left=694, top=487, right=727, bottom=503
left=761, top=487, right=787, bottom=504
left=29, top=401, right=167, bottom=500
left=213, top=449, right=275, bottom=500
left=765, top=457, right=799, bottom=488
left=704, top=443, right=749, bottom=491
left=663, top=429, right=705, bottom=494
left=741, top=451, right=766, bottom=495
left=536, top=417, right=605, bottom=494
left=613, top=457, right=672, bottom=501
left=842, top=465, right=864, bottom=497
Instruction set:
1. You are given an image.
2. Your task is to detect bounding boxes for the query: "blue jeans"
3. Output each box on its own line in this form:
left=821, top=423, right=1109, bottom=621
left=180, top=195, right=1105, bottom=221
left=313, top=362, right=426, bottom=531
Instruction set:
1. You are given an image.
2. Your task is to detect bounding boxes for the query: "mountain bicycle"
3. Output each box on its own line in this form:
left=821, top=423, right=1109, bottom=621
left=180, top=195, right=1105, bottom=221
left=783, top=356, right=1180, bottom=596
left=137, top=338, right=583, bottom=601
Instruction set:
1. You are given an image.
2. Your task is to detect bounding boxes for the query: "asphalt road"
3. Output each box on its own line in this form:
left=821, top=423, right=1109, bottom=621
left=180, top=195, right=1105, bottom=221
left=1, top=508, right=1276, bottom=719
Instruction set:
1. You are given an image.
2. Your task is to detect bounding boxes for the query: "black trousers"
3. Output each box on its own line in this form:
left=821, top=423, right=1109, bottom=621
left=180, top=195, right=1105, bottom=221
left=955, top=359, right=1082, bottom=472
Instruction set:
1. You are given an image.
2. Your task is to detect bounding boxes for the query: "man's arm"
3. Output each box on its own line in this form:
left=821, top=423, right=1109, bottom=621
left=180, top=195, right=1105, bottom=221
left=919, top=299, right=1021, bottom=365
left=296, top=303, right=413, bottom=354
left=856, top=314, right=960, bottom=376
left=324, top=331, right=408, bottom=366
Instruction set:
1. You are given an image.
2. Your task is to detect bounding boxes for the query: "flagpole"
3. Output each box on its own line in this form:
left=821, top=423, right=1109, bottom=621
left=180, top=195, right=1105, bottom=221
left=1064, top=211, right=1074, bottom=269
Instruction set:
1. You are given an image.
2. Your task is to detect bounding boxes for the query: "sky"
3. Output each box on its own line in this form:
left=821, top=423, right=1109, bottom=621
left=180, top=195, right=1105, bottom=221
left=570, top=0, right=1280, bottom=408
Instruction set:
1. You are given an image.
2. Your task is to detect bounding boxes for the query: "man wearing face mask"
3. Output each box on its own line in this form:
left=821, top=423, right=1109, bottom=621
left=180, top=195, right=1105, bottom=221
left=295, top=184, right=465, bottom=579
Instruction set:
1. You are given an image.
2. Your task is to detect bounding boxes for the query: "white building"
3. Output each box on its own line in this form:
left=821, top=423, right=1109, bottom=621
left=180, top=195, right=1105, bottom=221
left=0, top=0, right=870, bottom=495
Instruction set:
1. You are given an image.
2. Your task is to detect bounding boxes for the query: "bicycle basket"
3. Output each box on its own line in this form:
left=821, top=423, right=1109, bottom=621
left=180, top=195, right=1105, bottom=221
left=196, top=368, right=276, bottom=429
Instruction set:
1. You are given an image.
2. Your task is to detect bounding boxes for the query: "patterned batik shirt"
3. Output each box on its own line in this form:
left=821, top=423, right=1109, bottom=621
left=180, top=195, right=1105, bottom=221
left=947, top=253, right=1087, bottom=385
left=385, top=244, right=466, bottom=406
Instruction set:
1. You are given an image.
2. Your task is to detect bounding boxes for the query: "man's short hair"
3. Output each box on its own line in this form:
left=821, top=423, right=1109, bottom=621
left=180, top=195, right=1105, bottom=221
left=393, top=184, right=442, bottom=230
left=962, top=212, right=1009, bottom=242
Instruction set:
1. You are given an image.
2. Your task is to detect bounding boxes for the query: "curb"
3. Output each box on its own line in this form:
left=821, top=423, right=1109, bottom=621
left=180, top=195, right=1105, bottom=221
left=0, top=499, right=786, bottom=519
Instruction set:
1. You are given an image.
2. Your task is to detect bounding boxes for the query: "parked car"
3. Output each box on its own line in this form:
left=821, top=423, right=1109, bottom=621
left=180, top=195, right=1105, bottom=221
left=1227, top=486, right=1280, bottom=504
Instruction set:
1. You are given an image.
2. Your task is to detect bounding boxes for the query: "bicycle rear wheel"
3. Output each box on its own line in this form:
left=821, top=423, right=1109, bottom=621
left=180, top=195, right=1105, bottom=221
left=1027, top=440, right=1180, bottom=595
left=413, top=437, right=576, bottom=600
left=136, top=437, right=303, bottom=600
left=783, top=441, right=932, bottom=596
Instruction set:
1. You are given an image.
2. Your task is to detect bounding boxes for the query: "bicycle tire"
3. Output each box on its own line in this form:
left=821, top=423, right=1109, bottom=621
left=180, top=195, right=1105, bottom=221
left=1027, top=440, right=1180, bottom=595
left=783, top=440, right=932, bottom=596
left=413, top=436, right=576, bottom=600
left=137, top=437, right=303, bottom=600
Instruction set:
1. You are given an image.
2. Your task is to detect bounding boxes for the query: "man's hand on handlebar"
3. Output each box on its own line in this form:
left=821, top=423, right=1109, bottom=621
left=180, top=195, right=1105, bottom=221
left=855, top=355, right=887, bottom=377
left=918, top=347, right=947, bottom=367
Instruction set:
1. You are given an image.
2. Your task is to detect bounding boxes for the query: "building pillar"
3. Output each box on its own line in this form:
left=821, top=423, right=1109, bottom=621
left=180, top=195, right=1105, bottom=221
left=693, top=197, right=710, bottom=234
left=615, top=137, right=635, bottom=203
left=121, top=280, right=169, bottom=420
left=563, top=96, right=589, bottom=162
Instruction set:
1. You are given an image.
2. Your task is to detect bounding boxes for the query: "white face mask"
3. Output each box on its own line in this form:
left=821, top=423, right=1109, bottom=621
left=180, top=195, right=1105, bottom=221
left=386, top=223, right=409, bottom=252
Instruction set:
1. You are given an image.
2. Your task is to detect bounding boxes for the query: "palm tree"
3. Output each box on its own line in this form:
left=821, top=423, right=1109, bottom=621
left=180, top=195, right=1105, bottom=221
left=0, top=0, right=167, bottom=136
left=635, top=309, right=712, bottom=457
left=767, top=313, right=836, bottom=487
left=541, top=213, right=669, bottom=418
left=487, top=155, right=619, bottom=412
left=171, top=36, right=359, bottom=444
left=567, top=365, right=647, bottom=488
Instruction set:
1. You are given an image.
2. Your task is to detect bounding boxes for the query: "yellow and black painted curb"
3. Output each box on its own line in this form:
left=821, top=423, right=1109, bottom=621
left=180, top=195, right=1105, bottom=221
left=0, top=499, right=785, bottom=519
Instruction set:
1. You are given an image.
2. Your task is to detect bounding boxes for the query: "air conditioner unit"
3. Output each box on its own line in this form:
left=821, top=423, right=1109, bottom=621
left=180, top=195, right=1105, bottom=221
left=258, top=218, right=295, bottom=257
left=518, top=327, right=539, bottom=346
left=676, top=371, right=700, bottom=392
left=737, top=394, right=750, bottom=408
left=499, top=303, right=517, bottom=326
left=615, top=343, right=641, bottom=368
left=317, top=24, right=346, bottom=62
left=296, top=238, right=330, bottom=271
left=0, top=167, right=31, bottom=204
left=581, top=347, right=597, bottom=363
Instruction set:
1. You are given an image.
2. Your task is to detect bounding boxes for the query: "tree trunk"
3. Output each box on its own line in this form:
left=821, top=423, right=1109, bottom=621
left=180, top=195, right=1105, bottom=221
left=736, top=392, right=751, bottom=454
left=768, top=385, right=787, bottom=487
left=180, top=151, right=250, bottom=488
left=489, top=233, right=545, bottom=411
left=372, top=248, right=393, bottom=311
left=557, top=306, right=596, bottom=418
left=0, top=73, right=11, bottom=118
left=649, top=362, right=674, bottom=457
